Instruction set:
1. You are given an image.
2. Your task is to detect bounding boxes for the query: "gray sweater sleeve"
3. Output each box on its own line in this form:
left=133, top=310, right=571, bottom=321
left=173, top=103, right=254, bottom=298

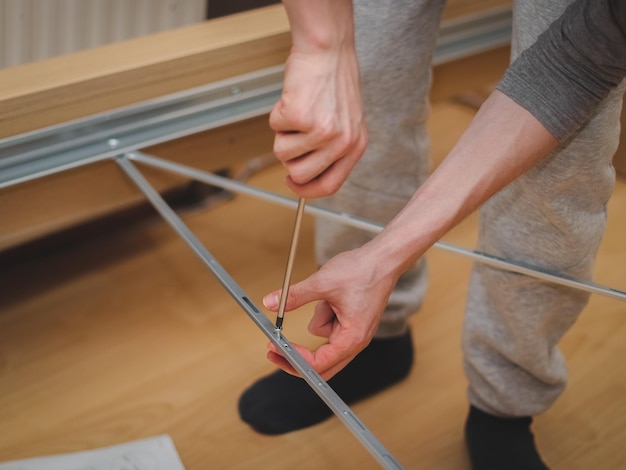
left=496, top=0, right=626, bottom=142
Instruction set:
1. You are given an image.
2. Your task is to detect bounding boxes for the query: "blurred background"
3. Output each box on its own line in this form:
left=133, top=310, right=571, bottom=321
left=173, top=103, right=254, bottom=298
left=0, top=0, right=283, bottom=69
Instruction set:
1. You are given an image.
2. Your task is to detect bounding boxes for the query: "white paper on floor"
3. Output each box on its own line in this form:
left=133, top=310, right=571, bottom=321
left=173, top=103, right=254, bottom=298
left=0, top=435, right=185, bottom=470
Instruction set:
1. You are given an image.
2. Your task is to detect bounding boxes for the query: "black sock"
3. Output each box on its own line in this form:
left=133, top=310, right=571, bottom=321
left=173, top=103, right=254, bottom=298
left=238, top=329, right=414, bottom=435
left=465, top=405, right=549, bottom=470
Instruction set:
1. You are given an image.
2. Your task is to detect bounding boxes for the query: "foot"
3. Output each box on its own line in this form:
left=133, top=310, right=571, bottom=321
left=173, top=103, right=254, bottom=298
left=465, top=405, right=549, bottom=470
left=238, top=329, right=414, bottom=434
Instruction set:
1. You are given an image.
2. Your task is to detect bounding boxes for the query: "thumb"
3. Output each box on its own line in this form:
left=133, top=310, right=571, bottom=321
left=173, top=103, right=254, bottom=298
left=262, top=277, right=318, bottom=312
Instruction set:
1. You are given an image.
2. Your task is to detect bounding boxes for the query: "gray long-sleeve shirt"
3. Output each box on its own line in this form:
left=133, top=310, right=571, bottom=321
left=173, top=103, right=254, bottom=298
left=497, top=0, right=626, bottom=142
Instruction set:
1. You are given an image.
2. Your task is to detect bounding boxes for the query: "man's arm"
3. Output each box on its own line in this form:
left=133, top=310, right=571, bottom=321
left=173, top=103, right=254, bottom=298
left=270, top=0, right=367, bottom=198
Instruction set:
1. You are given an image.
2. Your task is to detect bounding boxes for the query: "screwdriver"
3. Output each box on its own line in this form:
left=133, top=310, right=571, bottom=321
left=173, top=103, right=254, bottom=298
left=275, top=197, right=306, bottom=336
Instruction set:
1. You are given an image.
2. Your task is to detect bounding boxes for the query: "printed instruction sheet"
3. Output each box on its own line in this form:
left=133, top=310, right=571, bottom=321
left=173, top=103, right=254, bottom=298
left=0, top=435, right=185, bottom=470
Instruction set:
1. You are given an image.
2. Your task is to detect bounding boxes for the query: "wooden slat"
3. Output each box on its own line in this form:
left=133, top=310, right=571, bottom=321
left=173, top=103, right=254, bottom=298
left=0, top=5, right=290, bottom=139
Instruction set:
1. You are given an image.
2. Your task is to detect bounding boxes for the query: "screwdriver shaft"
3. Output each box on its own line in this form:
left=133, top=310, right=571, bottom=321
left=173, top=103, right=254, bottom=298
left=275, top=197, right=306, bottom=332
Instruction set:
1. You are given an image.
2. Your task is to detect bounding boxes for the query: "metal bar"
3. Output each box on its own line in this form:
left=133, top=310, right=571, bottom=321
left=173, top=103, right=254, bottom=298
left=128, top=151, right=626, bottom=303
left=115, top=155, right=404, bottom=470
left=0, top=66, right=284, bottom=189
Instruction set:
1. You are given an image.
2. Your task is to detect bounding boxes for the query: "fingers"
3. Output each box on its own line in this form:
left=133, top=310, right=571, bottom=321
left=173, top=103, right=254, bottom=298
left=264, top=295, right=358, bottom=380
left=270, top=99, right=368, bottom=198
left=267, top=339, right=358, bottom=380
left=266, top=350, right=297, bottom=376
left=269, top=100, right=310, bottom=134
left=262, top=251, right=383, bottom=380
left=267, top=297, right=370, bottom=381
left=274, top=132, right=364, bottom=180
left=308, top=301, right=336, bottom=338
left=263, top=277, right=320, bottom=314
left=284, top=141, right=364, bottom=198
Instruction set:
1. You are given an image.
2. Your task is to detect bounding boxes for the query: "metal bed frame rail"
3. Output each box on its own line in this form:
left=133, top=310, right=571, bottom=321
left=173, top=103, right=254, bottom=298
left=116, top=155, right=403, bottom=469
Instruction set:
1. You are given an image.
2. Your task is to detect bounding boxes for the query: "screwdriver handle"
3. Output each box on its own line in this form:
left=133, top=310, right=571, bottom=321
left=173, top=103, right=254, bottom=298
left=275, top=197, right=306, bottom=330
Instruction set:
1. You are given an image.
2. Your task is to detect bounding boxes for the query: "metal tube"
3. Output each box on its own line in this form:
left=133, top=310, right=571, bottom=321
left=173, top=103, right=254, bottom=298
left=128, top=151, right=626, bottom=303
left=115, top=155, right=404, bottom=470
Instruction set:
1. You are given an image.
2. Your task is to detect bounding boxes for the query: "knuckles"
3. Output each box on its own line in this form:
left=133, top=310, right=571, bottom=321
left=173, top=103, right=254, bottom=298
left=315, top=175, right=343, bottom=195
left=354, top=333, right=371, bottom=351
left=310, top=118, right=340, bottom=144
left=270, top=110, right=368, bottom=197
left=272, top=141, right=291, bottom=162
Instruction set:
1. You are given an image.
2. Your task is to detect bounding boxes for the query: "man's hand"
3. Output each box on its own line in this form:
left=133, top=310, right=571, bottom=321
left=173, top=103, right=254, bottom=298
left=262, top=247, right=398, bottom=379
left=271, top=49, right=367, bottom=198
left=271, top=0, right=367, bottom=199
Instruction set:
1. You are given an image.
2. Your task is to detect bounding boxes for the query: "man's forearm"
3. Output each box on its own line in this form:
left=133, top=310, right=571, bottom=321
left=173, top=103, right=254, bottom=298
left=364, top=90, right=559, bottom=279
left=282, top=0, right=355, bottom=53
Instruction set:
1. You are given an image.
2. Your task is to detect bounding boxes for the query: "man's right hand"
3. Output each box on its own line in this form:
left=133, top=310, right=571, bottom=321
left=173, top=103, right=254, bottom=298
left=270, top=1, right=368, bottom=199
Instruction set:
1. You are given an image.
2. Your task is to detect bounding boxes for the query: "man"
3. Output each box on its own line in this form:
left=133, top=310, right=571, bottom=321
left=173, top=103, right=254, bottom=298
left=238, top=1, right=626, bottom=468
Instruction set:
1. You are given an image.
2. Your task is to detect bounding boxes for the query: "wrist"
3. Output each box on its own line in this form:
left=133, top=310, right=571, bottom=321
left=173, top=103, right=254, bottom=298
left=283, top=0, right=356, bottom=54
left=361, top=191, right=445, bottom=282
left=359, top=235, right=410, bottom=289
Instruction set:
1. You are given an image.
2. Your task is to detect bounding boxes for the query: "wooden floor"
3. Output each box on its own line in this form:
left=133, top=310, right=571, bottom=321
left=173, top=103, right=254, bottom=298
left=2, top=59, right=626, bottom=470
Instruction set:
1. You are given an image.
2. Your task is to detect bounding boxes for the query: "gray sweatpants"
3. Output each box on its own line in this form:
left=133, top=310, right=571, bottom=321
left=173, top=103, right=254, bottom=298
left=315, top=0, right=625, bottom=417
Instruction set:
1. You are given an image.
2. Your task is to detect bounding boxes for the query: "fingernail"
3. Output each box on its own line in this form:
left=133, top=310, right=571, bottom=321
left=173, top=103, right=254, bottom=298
left=263, top=293, right=279, bottom=309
